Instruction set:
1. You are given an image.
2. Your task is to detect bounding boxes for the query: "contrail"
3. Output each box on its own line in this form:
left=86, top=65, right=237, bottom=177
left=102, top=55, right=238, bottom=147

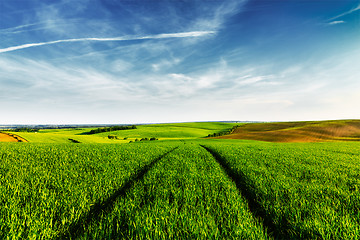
left=328, top=4, right=360, bottom=21
left=328, top=20, right=345, bottom=25
left=0, top=31, right=215, bottom=53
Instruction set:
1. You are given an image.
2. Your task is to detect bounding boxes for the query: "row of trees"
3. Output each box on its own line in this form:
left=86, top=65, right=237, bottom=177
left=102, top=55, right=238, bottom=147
left=14, top=127, right=38, bottom=132
left=107, top=135, right=130, bottom=140
left=129, top=137, right=158, bottom=143
left=89, top=125, right=136, bottom=134
left=207, top=125, right=239, bottom=138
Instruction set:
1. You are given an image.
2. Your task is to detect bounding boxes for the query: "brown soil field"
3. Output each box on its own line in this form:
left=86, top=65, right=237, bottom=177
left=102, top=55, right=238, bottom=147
left=217, top=120, right=360, bottom=142
left=0, top=132, right=27, bottom=142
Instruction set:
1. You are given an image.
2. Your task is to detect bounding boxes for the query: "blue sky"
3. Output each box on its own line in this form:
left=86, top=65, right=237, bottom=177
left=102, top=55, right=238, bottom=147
left=0, top=0, right=359, bottom=124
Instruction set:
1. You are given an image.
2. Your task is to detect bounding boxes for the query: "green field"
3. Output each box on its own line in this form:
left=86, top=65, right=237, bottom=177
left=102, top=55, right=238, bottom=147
left=9, top=122, right=238, bottom=143
left=1, top=121, right=360, bottom=239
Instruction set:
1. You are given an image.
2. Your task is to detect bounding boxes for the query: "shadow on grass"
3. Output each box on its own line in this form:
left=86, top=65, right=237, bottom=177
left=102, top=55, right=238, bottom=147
left=56, top=147, right=178, bottom=239
left=200, top=145, right=291, bottom=239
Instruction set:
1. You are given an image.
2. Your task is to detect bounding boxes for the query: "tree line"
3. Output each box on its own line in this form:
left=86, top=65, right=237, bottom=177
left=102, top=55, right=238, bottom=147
left=88, top=125, right=137, bottom=134
left=13, top=127, right=38, bottom=132
left=207, top=125, right=239, bottom=138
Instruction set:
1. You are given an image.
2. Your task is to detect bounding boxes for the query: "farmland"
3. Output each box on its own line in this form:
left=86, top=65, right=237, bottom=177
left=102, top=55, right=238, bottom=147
left=0, top=121, right=360, bottom=239
left=4, top=122, right=238, bottom=143
left=0, top=142, right=178, bottom=238
left=201, top=140, right=360, bottom=239
left=217, top=119, right=360, bottom=142
left=0, top=133, right=18, bottom=142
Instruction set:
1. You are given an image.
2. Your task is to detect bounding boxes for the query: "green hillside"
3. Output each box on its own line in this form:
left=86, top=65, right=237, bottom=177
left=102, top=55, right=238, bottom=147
left=9, top=122, right=237, bottom=143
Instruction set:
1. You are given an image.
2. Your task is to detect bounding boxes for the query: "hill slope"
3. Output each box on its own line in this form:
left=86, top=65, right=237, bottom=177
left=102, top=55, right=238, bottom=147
left=7, top=122, right=236, bottom=143
left=94, top=122, right=237, bottom=140
left=217, top=120, right=360, bottom=142
left=0, top=133, right=18, bottom=142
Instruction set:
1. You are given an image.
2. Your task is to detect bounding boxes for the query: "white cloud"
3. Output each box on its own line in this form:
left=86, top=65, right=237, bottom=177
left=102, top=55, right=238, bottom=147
left=237, top=76, right=272, bottom=85
left=0, top=56, right=132, bottom=103
left=0, top=31, right=215, bottom=53
left=2, top=0, right=360, bottom=124
left=328, top=3, right=360, bottom=21
left=1, top=46, right=360, bottom=123
left=0, top=23, right=40, bottom=33
left=151, top=61, right=175, bottom=72
left=328, top=20, right=346, bottom=25
left=192, top=0, right=247, bottom=32
left=111, top=59, right=133, bottom=72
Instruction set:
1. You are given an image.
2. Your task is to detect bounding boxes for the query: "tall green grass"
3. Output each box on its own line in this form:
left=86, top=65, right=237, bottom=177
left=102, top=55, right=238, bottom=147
left=0, top=142, right=178, bottom=239
left=79, top=144, right=268, bottom=239
left=1, top=136, right=359, bottom=239
left=202, top=140, right=360, bottom=239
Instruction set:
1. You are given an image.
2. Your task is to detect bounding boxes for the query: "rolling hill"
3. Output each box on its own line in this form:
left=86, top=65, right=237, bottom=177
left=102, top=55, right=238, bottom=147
left=216, top=120, right=360, bottom=142
left=4, top=122, right=237, bottom=143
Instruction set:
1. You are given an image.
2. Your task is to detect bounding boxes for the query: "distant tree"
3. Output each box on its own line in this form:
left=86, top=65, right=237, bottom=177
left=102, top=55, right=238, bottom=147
left=108, top=135, right=116, bottom=139
left=14, top=127, right=38, bottom=132
left=88, top=125, right=137, bottom=134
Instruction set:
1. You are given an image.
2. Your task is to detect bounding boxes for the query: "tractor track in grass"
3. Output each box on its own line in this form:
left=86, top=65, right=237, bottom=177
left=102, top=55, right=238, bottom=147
left=56, top=146, right=179, bottom=240
left=200, top=145, right=288, bottom=240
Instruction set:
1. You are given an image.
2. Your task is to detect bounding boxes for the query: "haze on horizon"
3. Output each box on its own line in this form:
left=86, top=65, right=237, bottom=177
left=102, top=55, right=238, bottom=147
left=1, top=0, right=359, bottom=124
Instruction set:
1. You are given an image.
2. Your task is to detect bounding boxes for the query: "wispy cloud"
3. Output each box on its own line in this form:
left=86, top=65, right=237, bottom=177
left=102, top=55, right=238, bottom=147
left=2, top=0, right=360, bottom=124
left=0, top=31, right=215, bottom=53
left=192, top=0, right=247, bottom=32
left=328, top=20, right=346, bottom=25
left=328, top=3, right=360, bottom=21
left=0, top=23, right=40, bottom=33
left=152, top=58, right=181, bottom=72
left=1, top=45, right=360, bottom=123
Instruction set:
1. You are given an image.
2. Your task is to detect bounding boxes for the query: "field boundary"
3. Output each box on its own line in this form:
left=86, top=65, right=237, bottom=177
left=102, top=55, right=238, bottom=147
left=56, top=146, right=179, bottom=239
left=0, top=132, right=28, bottom=142
left=206, top=125, right=239, bottom=138
left=200, top=145, right=287, bottom=239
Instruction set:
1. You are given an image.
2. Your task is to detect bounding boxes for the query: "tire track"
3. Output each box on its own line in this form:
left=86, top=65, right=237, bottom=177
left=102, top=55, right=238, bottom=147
left=55, top=146, right=179, bottom=240
left=200, top=145, right=288, bottom=240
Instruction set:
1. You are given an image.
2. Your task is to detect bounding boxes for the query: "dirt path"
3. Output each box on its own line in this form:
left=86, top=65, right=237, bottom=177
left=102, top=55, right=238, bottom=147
left=0, top=132, right=27, bottom=142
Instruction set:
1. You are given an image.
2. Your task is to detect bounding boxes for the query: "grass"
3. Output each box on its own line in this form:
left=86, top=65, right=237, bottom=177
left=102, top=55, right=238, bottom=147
left=0, top=142, right=178, bottom=238
left=202, top=140, right=360, bottom=239
left=5, top=120, right=360, bottom=143
left=95, top=122, right=239, bottom=140
left=7, top=128, right=130, bottom=143
left=1, top=121, right=360, bottom=238
left=8, top=122, right=237, bottom=143
left=79, top=144, right=267, bottom=239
